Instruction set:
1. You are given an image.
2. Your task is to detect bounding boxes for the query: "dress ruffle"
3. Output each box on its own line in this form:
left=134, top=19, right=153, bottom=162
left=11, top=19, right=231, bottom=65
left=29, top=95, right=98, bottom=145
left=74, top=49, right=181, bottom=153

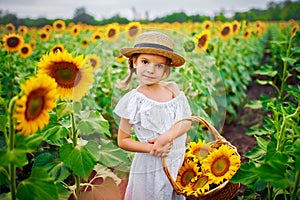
left=114, top=89, right=191, bottom=135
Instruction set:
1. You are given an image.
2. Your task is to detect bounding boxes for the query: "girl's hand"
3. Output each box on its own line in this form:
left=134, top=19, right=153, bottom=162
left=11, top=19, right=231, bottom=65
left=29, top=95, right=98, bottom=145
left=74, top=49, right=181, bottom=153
left=148, top=134, right=173, bottom=157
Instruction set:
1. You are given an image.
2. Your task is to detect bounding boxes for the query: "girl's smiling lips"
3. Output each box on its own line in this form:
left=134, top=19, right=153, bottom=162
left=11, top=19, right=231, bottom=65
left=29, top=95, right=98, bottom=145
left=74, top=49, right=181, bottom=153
left=143, top=74, right=155, bottom=79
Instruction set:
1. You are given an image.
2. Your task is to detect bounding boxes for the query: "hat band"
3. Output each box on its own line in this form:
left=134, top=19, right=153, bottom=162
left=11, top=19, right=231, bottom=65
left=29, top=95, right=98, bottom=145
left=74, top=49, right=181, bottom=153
left=134, top=43, right=173, bottom=52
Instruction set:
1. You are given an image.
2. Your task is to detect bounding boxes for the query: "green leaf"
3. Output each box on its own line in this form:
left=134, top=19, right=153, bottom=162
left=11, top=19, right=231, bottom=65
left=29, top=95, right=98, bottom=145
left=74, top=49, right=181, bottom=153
left=244, top=146, right=265, bottom=161
left=252, top=163, right=290, bottom=189
left=254, top=65, right=277, bottom=77
left=255, top=136, right=268, bottom=151
left=60, top=141, right=98, bottom=180
left=256, top=79, right=273, bottom=86
left=33, top=153, right=70, bottom=183
left=0, top=114, right=7, bottom=133
left=293, top=140, right=300, bottom=170
left=42, top=122, right=69, bottom=145
left=245, top=100, right=262, bottom=109
left=17, top=167, right=58, bottom=200
left=230, top=162, right=259, bottom=187
left=98, top=139, right=131, bottom=168
left=56, top=102, right=73, bottom=119
left=77, top=110, right=110, bottom=135
left=281, top=57, right=297, bottom=66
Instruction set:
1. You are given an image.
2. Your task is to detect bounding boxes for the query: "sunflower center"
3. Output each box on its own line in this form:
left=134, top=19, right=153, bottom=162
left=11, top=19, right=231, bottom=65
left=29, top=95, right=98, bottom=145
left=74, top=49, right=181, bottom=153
left=53, top=47, right=63, bottom=53
left=56, top=23, right=62, bottom=29
left=108, top=29, right=116, bottom=38
left=181, top=169, right=196, bottom=186
left=192, top=175, right=209, bottom=190
left=21, top=47, right=29, bottom=54
left=221, top=27, right=230, bottom=36
left=52, top=62, right=80, bottom=88
left=211, top=156, right=230, bottom=177
left=129, top=26, right=138, bottom=37
left=233, top=24, right=238, bottom=32
left=89, top=58, right=97, bottom=68
left=41, top=33, right=47, bottom=39
left=198, top=35, right=208, bottom=48
left=194, top=147, right=209, bottom=159
left=25, top=90, right=45, bottom=120
left=8, top=37, right=20, bottom=47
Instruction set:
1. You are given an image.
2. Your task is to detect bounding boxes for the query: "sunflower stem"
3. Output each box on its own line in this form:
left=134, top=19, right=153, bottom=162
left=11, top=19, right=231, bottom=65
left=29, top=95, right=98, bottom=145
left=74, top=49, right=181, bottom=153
left=291, top=171, right=300, bottom=200
left=70, top=112, right=81, bottom=198
left=8, top=96, right=18, bottom=200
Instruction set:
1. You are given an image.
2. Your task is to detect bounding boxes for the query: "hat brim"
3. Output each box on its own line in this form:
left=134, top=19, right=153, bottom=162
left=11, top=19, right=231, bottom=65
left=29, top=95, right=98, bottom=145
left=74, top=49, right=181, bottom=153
left=120, top=47, right=185, bottom=67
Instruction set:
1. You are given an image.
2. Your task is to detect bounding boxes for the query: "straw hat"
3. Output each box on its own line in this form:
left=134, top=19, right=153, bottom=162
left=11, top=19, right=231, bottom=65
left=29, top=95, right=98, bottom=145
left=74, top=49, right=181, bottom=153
left=120, top=31, right=185, bottom=67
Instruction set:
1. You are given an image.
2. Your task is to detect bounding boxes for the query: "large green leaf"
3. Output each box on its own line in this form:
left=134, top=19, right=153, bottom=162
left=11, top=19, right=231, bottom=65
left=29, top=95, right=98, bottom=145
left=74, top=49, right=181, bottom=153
left=76, top=110, right=110, bottom=135
left=17, top=167, right=58, bottom=200
left=254, top=64, right=278, bottom=77
left=252, top=163, right=290, bottom=189
left=230, top=162, right=259, bottom=187
left=60, top=141, right=98, bottom=180
left=42, top=121, right=69, bottom=145
left=99, top=141, right=132, bottom=169
left=33, top=153, right=70, bottom=183
left=56, top=101, right=73, bottom=119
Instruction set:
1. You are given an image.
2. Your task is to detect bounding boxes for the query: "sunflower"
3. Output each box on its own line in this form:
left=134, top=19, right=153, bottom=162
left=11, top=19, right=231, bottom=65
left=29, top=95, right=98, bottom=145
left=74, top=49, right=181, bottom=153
left=29, top=40, right=37, bottom=50
left=183, top=173, right=212, bottom=197
left=18, top=25, right=29, bottom=35
left=38, top=50, right=94, bottom=101
left=202, top=20, right=213, bottom=30
left=183, top=40, right=195, bottom=52
left=115, top=55, right=126, bottom=63
left=50, top=44, right=65, bottom=54
left=53, top=19, right=66, bottom=32
left=105, top=23, right=120, bottom=41
left=194, top=30, right=210, bottom=52
left=39, top=30, right=50, bottom=41
left=43, top=25, right=53, bottom=33
left=14, top=74, right=58, bottom=136
left=18, top=43, right=32, bottom=58
left=219, top=23, right=232, bottom=40
left=125, top=21, right=142, bottom=40
left=243, top=29, right=252, bottom=40
left=81, top=38, right=89, bottom=48
left=6, top=23, right=15, bottom=33
left=2, top=33, right=24, bottom=52
left=91, top=32, right=103, bottom=43
left=70, top=25, right=81, bottom=36
left=84, top=54, right=101, bottom=71
left=187, top=140, right=211, bottom=161
left=232, top=20, right=240, bottom=35
left=176, top=160, right=200, bottom=188
left=201, top=144, right=241, bottom=185
left=290, top=24, right=299, bottom=36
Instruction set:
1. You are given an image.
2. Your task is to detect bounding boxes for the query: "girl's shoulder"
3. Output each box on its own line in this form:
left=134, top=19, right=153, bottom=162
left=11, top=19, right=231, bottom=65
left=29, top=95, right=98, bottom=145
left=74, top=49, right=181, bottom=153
left=160, top=81, right=180, bottom=96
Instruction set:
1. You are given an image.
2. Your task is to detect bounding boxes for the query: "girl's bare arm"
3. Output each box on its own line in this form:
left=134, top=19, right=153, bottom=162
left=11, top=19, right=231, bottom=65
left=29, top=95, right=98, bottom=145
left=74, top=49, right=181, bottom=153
left=117, top=118, right=153, bottom=153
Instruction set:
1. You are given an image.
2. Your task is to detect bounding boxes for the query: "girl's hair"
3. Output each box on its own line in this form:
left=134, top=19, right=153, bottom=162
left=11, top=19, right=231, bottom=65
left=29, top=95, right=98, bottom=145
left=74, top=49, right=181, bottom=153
left=118, top=53, right=172, bottom=89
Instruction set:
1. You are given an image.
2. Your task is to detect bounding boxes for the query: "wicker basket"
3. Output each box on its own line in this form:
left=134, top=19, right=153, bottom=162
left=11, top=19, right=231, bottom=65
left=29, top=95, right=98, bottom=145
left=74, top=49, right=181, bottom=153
left=162, top=116, right=240, bottom=200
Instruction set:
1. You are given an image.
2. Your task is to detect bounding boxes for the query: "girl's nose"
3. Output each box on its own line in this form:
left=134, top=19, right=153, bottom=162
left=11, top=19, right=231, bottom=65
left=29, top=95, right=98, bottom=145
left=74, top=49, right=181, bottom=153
left=146, top=64, right=155, bottom=73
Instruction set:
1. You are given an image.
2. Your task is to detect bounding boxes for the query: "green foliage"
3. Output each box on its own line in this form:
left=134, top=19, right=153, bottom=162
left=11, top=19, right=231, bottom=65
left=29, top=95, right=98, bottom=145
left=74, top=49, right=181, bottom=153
left=232, top=24, right=300, bottom=200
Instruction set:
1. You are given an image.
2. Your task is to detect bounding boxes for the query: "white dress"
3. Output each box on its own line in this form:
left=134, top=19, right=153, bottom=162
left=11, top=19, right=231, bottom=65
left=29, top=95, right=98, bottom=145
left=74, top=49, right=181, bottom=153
left=114, top=89, right=192, bottom=200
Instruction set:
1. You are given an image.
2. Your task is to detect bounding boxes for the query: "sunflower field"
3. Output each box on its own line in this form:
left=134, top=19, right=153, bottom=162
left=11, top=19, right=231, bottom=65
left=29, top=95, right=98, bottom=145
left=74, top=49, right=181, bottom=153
left=0, top=19, right=299, bottom=200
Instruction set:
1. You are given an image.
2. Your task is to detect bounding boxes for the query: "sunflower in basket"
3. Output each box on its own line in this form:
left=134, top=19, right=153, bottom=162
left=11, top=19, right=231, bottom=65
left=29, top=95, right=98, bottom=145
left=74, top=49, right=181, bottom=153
left=176, top=139, right=241, bottom=198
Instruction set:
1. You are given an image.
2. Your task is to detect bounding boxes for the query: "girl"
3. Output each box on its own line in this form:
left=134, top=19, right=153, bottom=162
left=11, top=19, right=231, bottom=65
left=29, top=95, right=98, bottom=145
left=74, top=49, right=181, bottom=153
left=114, top=31, right=192, bottom=200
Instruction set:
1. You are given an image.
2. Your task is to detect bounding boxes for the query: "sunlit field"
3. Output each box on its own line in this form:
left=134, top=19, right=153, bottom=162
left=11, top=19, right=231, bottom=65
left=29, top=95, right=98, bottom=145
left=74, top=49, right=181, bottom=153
left=0, top=19, right=299, bottom=199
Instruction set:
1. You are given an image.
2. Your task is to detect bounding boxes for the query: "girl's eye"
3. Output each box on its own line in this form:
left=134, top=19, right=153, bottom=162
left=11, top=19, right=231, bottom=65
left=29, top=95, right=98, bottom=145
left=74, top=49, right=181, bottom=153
left=141, top=60, right=148, bottom=65
left=156, top=64, right=165, bottom=69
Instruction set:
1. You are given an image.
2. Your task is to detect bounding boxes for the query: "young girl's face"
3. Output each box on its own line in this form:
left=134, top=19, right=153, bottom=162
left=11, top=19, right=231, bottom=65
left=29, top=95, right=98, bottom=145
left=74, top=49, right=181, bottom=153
left=134, top=54, right=169, bottom=86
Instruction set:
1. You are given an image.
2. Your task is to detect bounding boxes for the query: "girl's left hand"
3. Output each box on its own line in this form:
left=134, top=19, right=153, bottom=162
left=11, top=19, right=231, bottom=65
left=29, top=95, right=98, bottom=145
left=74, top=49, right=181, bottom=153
left=148, top=134, right=173, bottom=157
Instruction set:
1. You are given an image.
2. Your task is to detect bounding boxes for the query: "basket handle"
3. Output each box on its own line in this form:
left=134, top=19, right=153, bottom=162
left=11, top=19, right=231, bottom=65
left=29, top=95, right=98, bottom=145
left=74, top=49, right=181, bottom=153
left=161, top=116, right=228, bottom=194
